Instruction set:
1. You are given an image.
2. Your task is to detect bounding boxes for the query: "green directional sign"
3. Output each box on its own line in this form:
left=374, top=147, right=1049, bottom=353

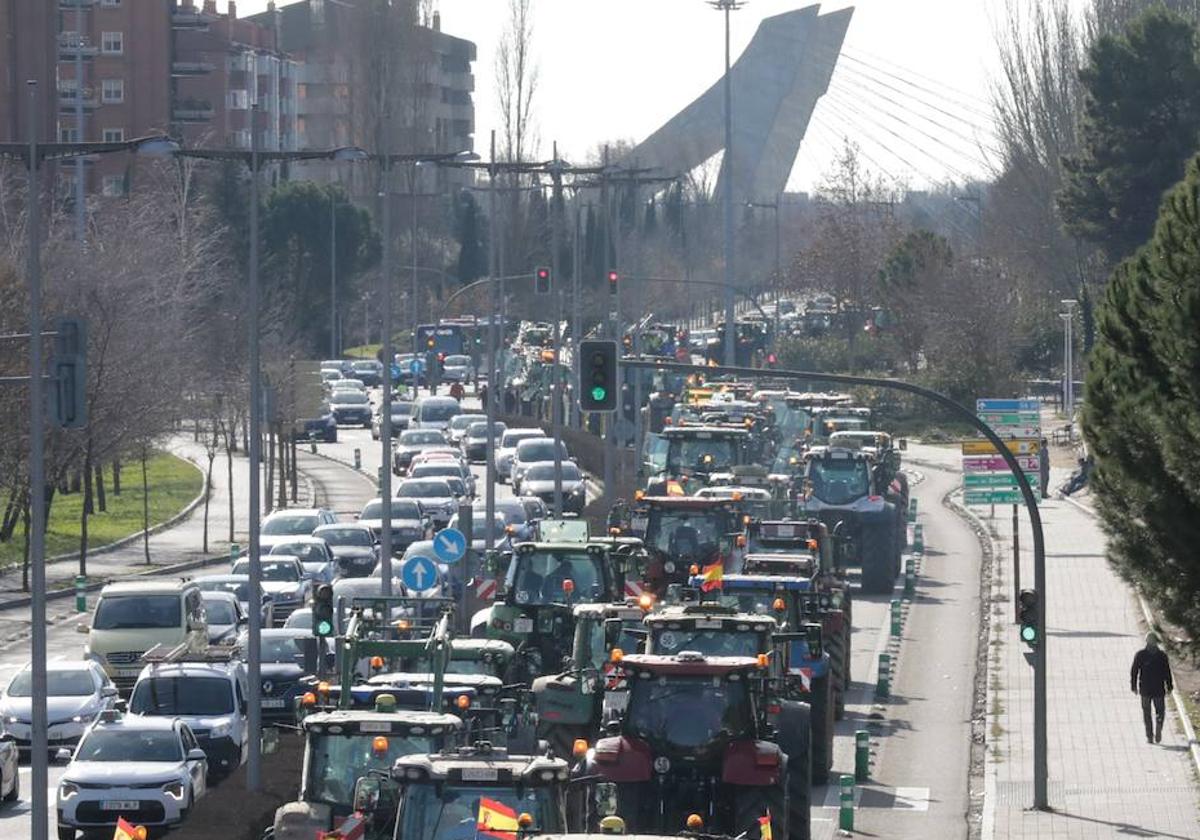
left=978, top=411, right=1040, bottom=426
left=964, top=489, right=1026, bottom=505
left=964, top=472, right=1039, bottom=489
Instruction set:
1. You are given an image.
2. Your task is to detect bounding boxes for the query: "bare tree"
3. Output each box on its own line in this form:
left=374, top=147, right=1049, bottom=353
left=496, top=0, right=540, bottom=163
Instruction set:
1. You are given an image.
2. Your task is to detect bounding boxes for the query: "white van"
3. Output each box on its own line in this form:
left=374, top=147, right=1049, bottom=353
left=81, top=581, right=207, bottom=694
left=411, top=396, right=462, bottom=431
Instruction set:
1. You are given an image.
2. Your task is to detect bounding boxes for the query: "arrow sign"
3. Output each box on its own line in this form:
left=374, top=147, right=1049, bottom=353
left=432, top=528, right=467, bottom=563
left=409, top=358, right=424, bottom=375
left=401, top=555, right=438, bottom=592
left=961, top=438, right=1040, bottom=456
left=976, top=399, right=1040, bottom=412
left=390, top=364, right=402, bottom=382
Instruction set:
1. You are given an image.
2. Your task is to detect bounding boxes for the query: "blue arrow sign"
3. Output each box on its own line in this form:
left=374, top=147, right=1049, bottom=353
left=389, top=364, right=402, bottom=382
left=976, top=399, right=1040, bottom=412
left=432, top=528, right=467, bottom=563
left=401, top=555, right=438, bottom=592
left=409, top=358, right=424, bottom=375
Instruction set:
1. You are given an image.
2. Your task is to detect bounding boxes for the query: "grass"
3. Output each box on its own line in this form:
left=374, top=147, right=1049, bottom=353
left=0, top=451, right=202, bottom=570
left=341, top=344, right=380, bottom=359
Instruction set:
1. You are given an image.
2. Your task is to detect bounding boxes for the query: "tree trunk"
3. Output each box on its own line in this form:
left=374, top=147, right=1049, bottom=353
left=203, top=451, right=215, bottom=555
left=21, top=496, right=30, bottom=593
left=265, top=426, right=275, bottom=515
left=1, top=484, right=22, bottom=542
left=225, top=424, right=235, bottom=543
left=112, top=460, right=121, bottom=496
left=141, top=445, right=151, bottom=565
left=79, top=441, right=94, bottom=577
left=94, top=463, right=107, bottom=512
left=277, top=425, right=287, bottom=510
left=70, top=470, right=82, bottom=494
left=290, top=436, right=298, bottom=503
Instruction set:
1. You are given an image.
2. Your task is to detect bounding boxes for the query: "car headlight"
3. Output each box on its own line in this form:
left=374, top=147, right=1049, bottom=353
left=571, top=486, right=584, bottom=495
left=161, top=780, right=186, bottom=801
left=72, top=711, right=96, bottom=724
left=209, top=721, right=231, bottom=739
left=59, top=781, right=79, bottom=800
left=3, top=715, right=17, bottom=725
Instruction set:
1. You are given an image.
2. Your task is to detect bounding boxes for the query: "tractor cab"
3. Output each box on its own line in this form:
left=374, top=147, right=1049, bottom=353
left=617, top=497, right=744, bottom=595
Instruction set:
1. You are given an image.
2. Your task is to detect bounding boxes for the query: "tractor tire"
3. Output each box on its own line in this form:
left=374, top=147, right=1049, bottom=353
left=859, top=520, right=895, bottom=595
left=734, top=771, right=791, bottom=840
left=615, top=782, right=654, bottom=834
left=776, top=701, right=811, bottom=840
left=807, top=671, right=835, bottom=785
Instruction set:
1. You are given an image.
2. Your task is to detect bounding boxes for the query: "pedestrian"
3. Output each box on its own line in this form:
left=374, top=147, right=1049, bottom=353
left=1038, top=438, right=1050, bottom=500
left=1130, top=632, right=1173, bottom=743
left=449, top=381, right=465, bottom=402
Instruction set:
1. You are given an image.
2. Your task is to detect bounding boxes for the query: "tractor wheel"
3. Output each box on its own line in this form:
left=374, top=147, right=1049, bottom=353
left=776, top=701, right=811, bottom=840
left=734, top=771, right=792, bottom=840
left=859, top=521, right=895, bottom=595
left=615, top=782, right=653, bottom=834
left=806, top=672, right=835, bottom=785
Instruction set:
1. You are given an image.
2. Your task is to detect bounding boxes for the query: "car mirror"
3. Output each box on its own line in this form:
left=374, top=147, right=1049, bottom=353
left=55, top=747, right=73, bottom=763
left=75, top=622, right=89, bottom=634
left=186, top=748, right=207, bottom=763
left=114, top=699, right=127, bottom=713
left=101, top=685, right=118, bottom=698
left=353, top=776, right=382, bottom=814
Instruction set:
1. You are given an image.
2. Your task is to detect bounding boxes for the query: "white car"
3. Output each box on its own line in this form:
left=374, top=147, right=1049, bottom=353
left=0, top=733, right=15, bottom=805
left=199, top=591, right=246, bottom=645
left=495, top=428, right=547, bottom=483
left=0, top=660, right=118, bottom=755
left=258, top=508, right=338, bottom=552
left=230, top=556, right=311, bottom=626
left=56, top=711, right=208, bottom=839
left=446, top=412, right=487, bottom=445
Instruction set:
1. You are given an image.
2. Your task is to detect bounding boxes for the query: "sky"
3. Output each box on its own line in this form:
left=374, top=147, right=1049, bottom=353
left=234, top=0, right=1047, bottom=191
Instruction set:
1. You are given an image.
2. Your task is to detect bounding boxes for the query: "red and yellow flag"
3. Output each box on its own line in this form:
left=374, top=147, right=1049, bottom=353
left=477, top=797, right=520, bottom=840
left=700, top=561, right=724, bottom=592
left=758, top=812, right=773, bottom=840
left=113, top=818, right=146, bottom=840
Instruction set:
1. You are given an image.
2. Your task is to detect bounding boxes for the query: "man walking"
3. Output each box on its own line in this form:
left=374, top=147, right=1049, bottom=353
left=1131, top=633, right=1174, bottom=743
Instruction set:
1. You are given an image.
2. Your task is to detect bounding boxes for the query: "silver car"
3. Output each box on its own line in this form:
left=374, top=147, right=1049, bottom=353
left=0, top=660, right=118, bottom=755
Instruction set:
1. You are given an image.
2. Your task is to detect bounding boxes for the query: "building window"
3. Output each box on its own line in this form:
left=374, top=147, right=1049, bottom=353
left=102, top=128, right=124, bottom=143
left=100, top=0, right=121, bottom=6
left=58, top=125, right=80, bottom=143
left=101, top=79, right=124, bottom=103
left=227, top=90, right=249, bottom=110
left=101, top=175, right=125, bottom=197
left=101, top=31, right=123, bottom=55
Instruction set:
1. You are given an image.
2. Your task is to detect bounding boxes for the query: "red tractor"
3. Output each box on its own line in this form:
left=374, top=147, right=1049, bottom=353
left=577, top=652, right=807, bottom=840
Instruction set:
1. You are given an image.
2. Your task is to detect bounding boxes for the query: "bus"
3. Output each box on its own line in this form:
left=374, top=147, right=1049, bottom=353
left=415, top=323, right=467, bottom=356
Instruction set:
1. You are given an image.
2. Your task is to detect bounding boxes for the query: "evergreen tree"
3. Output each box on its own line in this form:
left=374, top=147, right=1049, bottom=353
left=453, top=190, right=487, bottom=284
left=1059, top=7, right=1200, bottom=263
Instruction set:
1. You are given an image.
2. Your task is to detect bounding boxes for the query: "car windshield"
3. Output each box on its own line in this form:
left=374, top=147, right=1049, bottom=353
left=233, top=560, right=300, bottom=582
left=398, top=480, right=452, bottom=498
left=517, top=441, right=563, bottom=463
left=401, top=431, right=446, bottom=445
left=525, top=463, right=582, bottom=482
left=666, top=435, right=738, bottom=472
left=444, top=477, right=467, bottom=497
left=129, top=676, right=234, bottom=715
left=467, top=422, right=505, bottom=437
left=392, top=403, right=414, bottom=417
left=445, top=355, right=472, bottom=366
left=272, top=543, right=327, bottom=563
left=334, top=392, right=369, bottom=404
left=204, top=600, right=237, bottom=625
left=75, top=729, right=182, bottom=763
left=361, top=500, right=423, bottom=520
left=412, top=464, right=460, bottom=478
left=807, top=458, right=870, bottom=505
left=93, top=594, right=181, bottom=630
left=352, top=362, right=378, bottom=372
left=450, top=414, right=483, bottom=430
left=626, top=675, right=752, bottom=753
left=260, top=635, right=306, bottom=663
left=318, top=528, right=374, bottom=546
left=262, top=515, right=320, bottom=535
left=511, top=550, right=604, bottom=604
left=419, top=401, right=459, bottom=421
left=643, top=510, right=724, bottom=560
left=650, top=627, right=767, bottom=658
left=500, top=431, right=541, bottom=448
left=307, top=734, right=435, bottom=809
left=8, top=669, right=94, bottom=697
left=196, top=579, right=250, bottom=602
left=400, top=784, right=562, bottom=840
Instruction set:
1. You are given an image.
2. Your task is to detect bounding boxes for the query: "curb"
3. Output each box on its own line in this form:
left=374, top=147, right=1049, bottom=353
left=1059, top=493, right=1200, bottom=782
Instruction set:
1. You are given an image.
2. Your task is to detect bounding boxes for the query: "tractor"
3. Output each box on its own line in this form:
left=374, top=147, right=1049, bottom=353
left=614, top=496, right=745, bottom=596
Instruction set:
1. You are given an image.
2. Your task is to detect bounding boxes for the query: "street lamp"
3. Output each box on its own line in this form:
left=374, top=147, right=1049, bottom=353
left=708, top=0, right=746, bottom=367
left=1060, top=299, right=1078, bottom=425
left=747, top=195, right=781, bottom=335
left=0, top=80, right=178, bottom=840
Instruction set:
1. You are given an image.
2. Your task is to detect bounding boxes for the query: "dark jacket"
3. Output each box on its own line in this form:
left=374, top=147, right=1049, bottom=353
left=1131, top=647, right=1173, bottom=697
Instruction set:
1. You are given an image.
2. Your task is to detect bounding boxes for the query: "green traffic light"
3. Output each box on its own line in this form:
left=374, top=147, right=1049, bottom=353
left=591, top=386, right=607, bottom=401
left=1020, top=624, right=1037, bottom=643
left=316, top=620, right=333, bottom=636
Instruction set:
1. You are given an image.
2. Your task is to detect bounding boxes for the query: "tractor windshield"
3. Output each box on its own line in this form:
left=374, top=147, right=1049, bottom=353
left=643, top=510, right=724, bottom=562
left=305, top=733, right=436, bottom=812
left=719, top=590, right=794, bottom=622
left=665, top=436, right=738, bottom=473
left=511, top=551, right=605, bottom=605
left=807, top=458, right=870, bottom=505
left=650, top=627, right=767, bottom=658
left=399, top=783, right=563, bottom=840
left=626, top=675, right=752, bottom=755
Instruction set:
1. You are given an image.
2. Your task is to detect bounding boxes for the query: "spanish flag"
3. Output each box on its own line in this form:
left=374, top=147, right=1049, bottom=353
left=113, top=818, right=145, bottom=840
left=758, top=812, right=773, bottom=840
left=700, top=561, right=724, bottom=592
left=477, top=797, right=520, bottom=840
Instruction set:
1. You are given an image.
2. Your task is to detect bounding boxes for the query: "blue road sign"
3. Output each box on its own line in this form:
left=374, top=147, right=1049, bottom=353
left=409, top=358, right=424, bottom=376
left=401, top=556, right=438, bottom=592
left=432, top=528, right=467, bottom=563
left=976, top=399, right=1040, bottom=412
left=389, top=364, right=402, bottom=382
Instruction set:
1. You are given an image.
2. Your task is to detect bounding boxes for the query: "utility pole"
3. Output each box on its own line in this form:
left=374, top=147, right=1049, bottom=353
left=330, top=189, right=338, bottom=358
left=484, top=132, right=498, bottom=549
left=379, top=130, right=394, bottom=596
left=74, top=4, right=86, bottom=245
left=550, top=145, right=565, bottom=516
left=571, top=199, right=584, bottom=429
left=1061, top=299, right=1077, bottom=423
left=709, top=0, right=745, bottom=368
left=246, top=104, right=263, bottom=791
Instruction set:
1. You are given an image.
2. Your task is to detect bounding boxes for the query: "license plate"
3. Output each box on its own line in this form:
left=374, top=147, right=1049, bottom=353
left=694, top=619, right=722, bottom=630
left=513, top=618, right=533, bottom=634
left=115, top=668, right=141, bottom=677
left=461, top=767, right=498, bottom=782
left=261, top=699, right=286, bottom=708
left=102, top=800, right=139, bottom=811
left=359, top=722, right=391, bottom=733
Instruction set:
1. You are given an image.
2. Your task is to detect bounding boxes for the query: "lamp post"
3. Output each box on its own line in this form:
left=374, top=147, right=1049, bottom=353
left=330, top=187, right=338, bottom=358
left=1061, top=299, right=1078, bottom=423
left=0, top=82, right=177, bottom=840
left=747, top=195, right=781, bottom=335
left=708, top=0, right=746, bottom=367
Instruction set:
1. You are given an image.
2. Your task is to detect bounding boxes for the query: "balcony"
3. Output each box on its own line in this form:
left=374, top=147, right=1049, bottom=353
left=171, top=11, right=210, bottom=30
left=172, top=98, right=214, bottom=122
left=171, top=61, right=215, bottom=76
left=58, top=90, right=100, bottom=111
left=59, top=0, right=96, bottom=7
left=57, top=34, right=98, bottom=59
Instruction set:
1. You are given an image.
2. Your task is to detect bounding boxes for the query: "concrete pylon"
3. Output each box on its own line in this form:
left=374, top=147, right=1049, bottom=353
left=626, top=4, right=852, bottom=202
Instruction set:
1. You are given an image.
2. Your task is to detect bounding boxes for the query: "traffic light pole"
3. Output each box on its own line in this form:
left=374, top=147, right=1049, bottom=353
left=550, top=152, right=565, bottom=517
left=618, top=357, right=1050, bottom=810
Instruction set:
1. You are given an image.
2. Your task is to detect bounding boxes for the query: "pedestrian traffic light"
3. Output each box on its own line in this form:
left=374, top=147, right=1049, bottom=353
left=535, top=266, right=552, bottom=295
left=1017, top=589, right=1038, bottom=646
left=52, top=316, right=88, bottom=429
left=313, top=583, right=335, bottom=638
left=579, top=339, right=618, bottom=412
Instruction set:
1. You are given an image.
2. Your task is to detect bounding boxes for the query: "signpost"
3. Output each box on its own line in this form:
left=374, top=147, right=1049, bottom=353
left=401, top=556, right=438, bottom=593
left=432, top=528, right=467, bottom=564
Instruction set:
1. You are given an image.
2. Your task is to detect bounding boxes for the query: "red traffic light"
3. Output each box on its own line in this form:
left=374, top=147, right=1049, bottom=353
left=607, top=270, right=619, bottom=296
left=536, top=267, right=550, bottom=280
left=535, top=266, right=552, bottom=295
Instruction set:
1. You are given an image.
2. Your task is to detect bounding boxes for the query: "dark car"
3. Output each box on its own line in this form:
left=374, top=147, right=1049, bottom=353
left=312, top=523, right=381, bottom=577
left=329, top=390, right=373, bottom=428
left=294, top=403, right=337, bottom=443
left=392, top=429, right=451, bottom=475
left=350, top=359, right=384, bottom=387
left=238, top=628, right=327, bottom=723
left=461, top=420, right=506, bottom=462
left=521, top=461, right=587, bottom=514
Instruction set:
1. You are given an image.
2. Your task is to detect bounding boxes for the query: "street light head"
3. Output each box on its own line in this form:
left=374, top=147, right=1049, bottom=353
left=332, top=146, right=369, bottom=162
left=133, top=137, right=180, bottom=157
left=453, top=151, right=481, bottom=162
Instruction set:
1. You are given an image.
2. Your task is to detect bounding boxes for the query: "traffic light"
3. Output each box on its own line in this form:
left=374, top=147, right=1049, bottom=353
left=607, top=270, right=619, bottom=296
left=313, top=583, right=335, bottom=638
left=52, top=316, right=88, bottom=429
left=579, top=339, right=618, bottom=412
left=1017, top=589, right=1038, bottom=646
left=535, top=266, right=552, bottom=295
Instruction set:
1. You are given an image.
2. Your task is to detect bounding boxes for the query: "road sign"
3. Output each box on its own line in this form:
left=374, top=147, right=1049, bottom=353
left=981, top=426, right=1043, bottom=440
left=964, top=472, right=1039, bottom=489
left=432, top=528, right=467, bottom=563
left=978, top=412, right=1040, bottom=426
left=409, top=358, right=424, bottom=376
left=401, top=556, right=438, bottom=592
left=976, top=399, right=1040, bottom=412
left=390, top=363, right=402, bottom=382
left=964, top=489, right=1025, bottom=506
left=961, top=438, right=1040, bottom=456
left=962, top=455, right=1040, bottom=472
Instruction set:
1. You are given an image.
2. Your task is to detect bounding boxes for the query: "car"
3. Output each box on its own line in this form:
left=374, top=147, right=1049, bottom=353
left=511, top=437, right=571, bottom=493
left=520, top=461, right=587, bottom=514
left=446, top=412, right=487, bottom=446
left=230, top=556, right=311, bottom=627
left=320, top=359, right=355, bottom=376
left=191, top=574, right=273, bottom=627
left=395, top=478, right=459, bottom=529
left=356, top=498, right=431, bottom=552
left=55, top=711, right=208, bottom=838
left=0, top=660, right=118, bottom=756
left=0, top=732, right=14, bottom=805
left=470, top=499, right=536, bottom=542
left=328, top=389, right=373, bottom=428
left=372, top=401, right=414, bottom=440
left=495, top=428, right=547, bottom=483
left=408, top=447, right=467, bottom=472
left=259, top=508, right=337, bottom=552
left=269, top=537, right=338, bottom=585
left=440, top=354, right=476, bottom=383
left=330, top=378, right=367, bottom=394
left=238, top=628, right=324, bottom=723
left=409, top=459, right=476, bottom=498
left=350, top=359, right=384, bottom=387
left=312, top=523, right=380, bottom=578
left=199, top=591, right=246, bottom=645
left=461, top=420, right=506, bottom=462
left=446, top=510, right=513, bottom=552
left=294, top=403, right=338, bottom=443
left=282, top=608, right=312, bottom=631
left=392, top=429, right=451, bottom=475
left=411, top=395, right=462, bottom=431
left=127, top=658, right=248, bottom=780
left=320, top=368, right=343, bottom=386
